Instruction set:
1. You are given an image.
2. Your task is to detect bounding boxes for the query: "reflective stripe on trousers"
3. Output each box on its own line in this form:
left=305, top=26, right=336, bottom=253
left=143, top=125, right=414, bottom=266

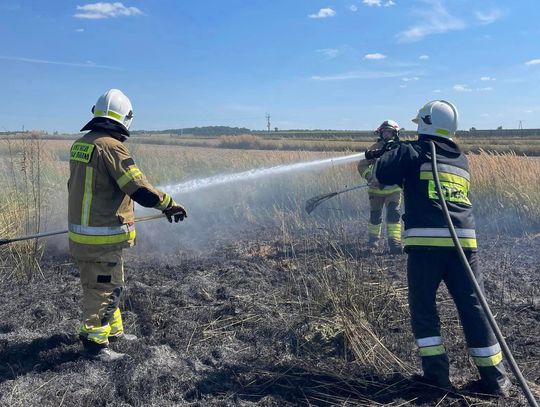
left=417, top=336, right=446, bottom=357
left=469, top=343, right=503, bottom=367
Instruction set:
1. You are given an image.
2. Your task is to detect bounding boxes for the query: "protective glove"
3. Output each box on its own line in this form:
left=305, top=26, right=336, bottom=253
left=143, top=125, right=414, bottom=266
left=163, top=200, right=187, bottom=223
left=364, top=140, right=400, bottom=160
left=364, top=148, right=384, bottom=160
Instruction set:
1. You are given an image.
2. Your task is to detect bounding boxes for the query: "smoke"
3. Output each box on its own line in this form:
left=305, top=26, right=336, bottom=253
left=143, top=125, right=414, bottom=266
left=134, top=154, right=369, bottom=256
left=37, top=152, right=369, bottom=258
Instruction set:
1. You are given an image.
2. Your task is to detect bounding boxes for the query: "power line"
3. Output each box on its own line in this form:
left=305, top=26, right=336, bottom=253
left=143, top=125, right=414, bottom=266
left=266, top=113, right=271, bottom=133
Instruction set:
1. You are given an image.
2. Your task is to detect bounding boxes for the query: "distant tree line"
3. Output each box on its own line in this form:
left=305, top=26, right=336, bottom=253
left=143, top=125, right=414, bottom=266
left=132, top=126, right=251, bottom=136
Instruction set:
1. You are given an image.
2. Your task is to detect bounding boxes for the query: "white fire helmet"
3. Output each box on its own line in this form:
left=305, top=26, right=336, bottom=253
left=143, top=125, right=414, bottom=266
left=91, top=89, right=134, bottom=131
left=375, top=120, right=400, bottom=139
left=412, top=100, right=458, bottom=138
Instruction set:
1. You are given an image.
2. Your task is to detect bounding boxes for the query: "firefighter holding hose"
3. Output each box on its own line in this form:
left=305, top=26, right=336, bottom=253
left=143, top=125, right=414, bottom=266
left=365, top=100, right=511, bottom=396
left=68, top=89, right=187, bottom=362
left=357, top=120, right=403, bottom=254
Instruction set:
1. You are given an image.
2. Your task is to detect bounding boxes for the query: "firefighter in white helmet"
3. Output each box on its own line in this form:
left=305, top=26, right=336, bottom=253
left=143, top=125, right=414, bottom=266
left=358, top=120, right=403, bottom=254
left=367, top=101, right=511, bottom=396
left=68, top=89, right=187, bottom=362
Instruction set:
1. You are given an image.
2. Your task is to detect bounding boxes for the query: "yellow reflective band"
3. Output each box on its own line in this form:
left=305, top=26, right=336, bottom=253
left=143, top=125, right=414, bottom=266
left=80, top=324, right=111, bottom=344
left=70, top=142, right=95, bottom=163
left=94, top=109, right=122, bottom=121
left=155, top=193, right=172, bottom=211
left=81, top=166, right=93, bottom=226
left=405, top=237, right=477, bottom=249
left=116, top=167, right=142, bottom=188
left=436, top=128, right=450, bottom=136
left=419, top=345, right=446, bottom=357
left=109, top=308, right=124, bottom=335
left=387, top=223, right=401, bottom=239
left=473, top=352, right=503, bottom=367
left=68, top=230, right=136, bottom=245
left=368, top=223, right=382, bottom=237
left=420, top=171, right=470, bottom=189
left=368, top=187, right=402, bottom=196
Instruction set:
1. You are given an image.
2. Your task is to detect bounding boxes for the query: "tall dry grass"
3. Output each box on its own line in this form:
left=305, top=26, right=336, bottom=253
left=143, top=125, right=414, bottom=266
left=470, top=151, right=540, bottom=233
left=0, top=134, right=52, bottom=281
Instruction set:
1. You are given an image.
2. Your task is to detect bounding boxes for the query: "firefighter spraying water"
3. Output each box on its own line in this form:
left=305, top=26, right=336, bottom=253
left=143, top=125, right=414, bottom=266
left=358, top=120, right=403, bottom=254
left=0, top=92, right=537, bottom=405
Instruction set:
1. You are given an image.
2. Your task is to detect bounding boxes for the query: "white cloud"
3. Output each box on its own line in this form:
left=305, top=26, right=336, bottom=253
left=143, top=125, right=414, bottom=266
left=433, top=89, right=442, bottom=93
left=525, top=59, right=540, bottom=66
left=419, top=55, right=429, bottom=60
left=400, top=84, right=407, bottom=88
left=397, top=0, right=465, bottom=42
left=363, top=0, right=382, bottom=6
left=480, top=113, right=490, bottom=117
left=362, top=0, right=395, bottom=6
left=311, top=70, right=411, bottom=81
left=402, top=77, right=420, bottom=82
left=480, top=76, right=495, bottom=81
left=317, top=48, right=340, bottom=59
left=453, top=84, right=493, bottom=92
left=75, top=2, right=142, bottom=19
left=76, top=28, right=85, bottom=32
left=0, top=55, right=121, bottom=70
left=309, top=8, right=336, bottom=19
left=364, top=53, right=387, bottom=60
left=524, top=110, right=533, bottom=114
left=454, top=84, right=472, bottom=92
left=476, top=9, right=504, bottom=25
left=350, top=5, right=358, bottom=12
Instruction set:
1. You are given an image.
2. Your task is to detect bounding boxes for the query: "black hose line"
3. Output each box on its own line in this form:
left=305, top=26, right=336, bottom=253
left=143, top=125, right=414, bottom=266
left=429, top=140, right=538, bottom=406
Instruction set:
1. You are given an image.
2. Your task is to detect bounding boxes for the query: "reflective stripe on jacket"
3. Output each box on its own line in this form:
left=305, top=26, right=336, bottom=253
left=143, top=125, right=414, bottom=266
left=68, top=131, right=171, bottom=259
left=374, top=135, right=477, bottom=251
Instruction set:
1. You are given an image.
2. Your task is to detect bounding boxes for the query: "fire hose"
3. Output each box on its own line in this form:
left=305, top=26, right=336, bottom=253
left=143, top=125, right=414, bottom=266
left=0, top=213, right=166, bottom=246
left=429, top=140, right=538, bottom=406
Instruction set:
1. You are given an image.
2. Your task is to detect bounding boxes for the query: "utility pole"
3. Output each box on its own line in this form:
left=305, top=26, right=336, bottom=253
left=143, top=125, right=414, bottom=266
left=266, top=114, right=271, bottom=133
left=518, top=120, right=524, bottom=130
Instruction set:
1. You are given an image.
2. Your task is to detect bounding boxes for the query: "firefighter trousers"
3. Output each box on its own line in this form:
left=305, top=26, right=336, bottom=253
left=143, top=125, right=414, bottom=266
left=367, top=191, right=402, bottom=250
left=407, top=250, right=509, bottom=390
left=76, top=250, right=126, bottom=350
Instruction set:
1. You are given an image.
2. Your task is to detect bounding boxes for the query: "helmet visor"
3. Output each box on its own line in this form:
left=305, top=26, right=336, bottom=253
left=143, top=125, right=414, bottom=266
left=380, top=128, right=395, bottom=138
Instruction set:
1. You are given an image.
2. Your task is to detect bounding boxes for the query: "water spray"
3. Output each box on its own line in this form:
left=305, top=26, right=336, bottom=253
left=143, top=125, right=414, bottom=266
left=0, top=152, right=367, bottom=245
left=162, top=152, right=365, bottom=195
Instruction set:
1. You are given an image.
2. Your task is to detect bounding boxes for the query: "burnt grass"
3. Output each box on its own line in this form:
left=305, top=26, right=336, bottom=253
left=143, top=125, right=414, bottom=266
left=0, top=224, right=539, bottom=407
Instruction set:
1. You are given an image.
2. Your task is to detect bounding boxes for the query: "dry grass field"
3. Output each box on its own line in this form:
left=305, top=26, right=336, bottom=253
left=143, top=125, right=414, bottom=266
left=0, top=134, right=539, bottom=406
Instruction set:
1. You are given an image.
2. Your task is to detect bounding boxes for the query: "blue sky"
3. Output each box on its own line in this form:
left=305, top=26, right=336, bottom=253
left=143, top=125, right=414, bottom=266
left=1, top=0, right=540, bottom=132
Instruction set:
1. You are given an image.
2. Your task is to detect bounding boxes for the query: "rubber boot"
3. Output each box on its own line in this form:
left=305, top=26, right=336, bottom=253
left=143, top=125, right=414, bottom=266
left=421, top=354, right=452, bottom=389
left=388, top=239, right=403, bottom=255
left=474, top=364, right=512, bottom=397
left=89, top=348, right=127, bottom=362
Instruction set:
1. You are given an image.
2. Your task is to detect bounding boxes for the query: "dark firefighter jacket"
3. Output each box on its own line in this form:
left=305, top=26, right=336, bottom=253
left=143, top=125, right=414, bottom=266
left=374, top=135, right=477, bottom=252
